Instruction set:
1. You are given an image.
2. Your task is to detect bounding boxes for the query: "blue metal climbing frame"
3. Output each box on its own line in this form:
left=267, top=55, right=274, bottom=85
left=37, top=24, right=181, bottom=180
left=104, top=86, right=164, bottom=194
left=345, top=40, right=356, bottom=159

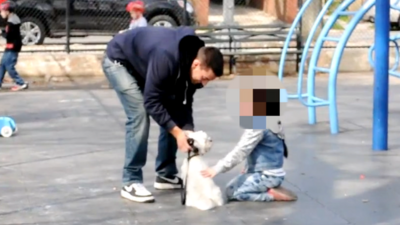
left=278, top=0, right=378, bottom=135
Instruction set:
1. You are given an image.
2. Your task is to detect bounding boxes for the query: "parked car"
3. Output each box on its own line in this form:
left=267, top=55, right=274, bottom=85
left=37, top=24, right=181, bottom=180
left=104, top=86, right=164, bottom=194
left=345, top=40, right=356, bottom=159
left=0, top=0, right=196, bottom=45
left=363, top=0, right=400, bottom=25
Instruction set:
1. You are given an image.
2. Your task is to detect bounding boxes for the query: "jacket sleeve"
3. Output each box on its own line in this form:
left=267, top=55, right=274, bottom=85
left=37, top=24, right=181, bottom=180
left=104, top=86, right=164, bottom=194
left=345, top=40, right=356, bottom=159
left=4, top=23, right=19, bottom=49
left=143, top=51, right=177, bottom=131
left=212, top=129, right=264, bottom=175
left=1, top=28, right=6, bottom=39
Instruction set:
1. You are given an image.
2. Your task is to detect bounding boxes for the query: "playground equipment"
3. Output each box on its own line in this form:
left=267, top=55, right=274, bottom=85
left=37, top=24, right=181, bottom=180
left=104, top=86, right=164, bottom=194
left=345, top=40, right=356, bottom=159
left=278, top=0, right=390, bottom=148
left=0, top=117, right=17, bottom=138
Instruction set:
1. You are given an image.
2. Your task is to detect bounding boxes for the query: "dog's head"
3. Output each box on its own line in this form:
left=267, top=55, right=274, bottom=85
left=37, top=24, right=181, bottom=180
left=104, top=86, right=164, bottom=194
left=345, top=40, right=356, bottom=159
left=187, top=131, right=212, bottom=155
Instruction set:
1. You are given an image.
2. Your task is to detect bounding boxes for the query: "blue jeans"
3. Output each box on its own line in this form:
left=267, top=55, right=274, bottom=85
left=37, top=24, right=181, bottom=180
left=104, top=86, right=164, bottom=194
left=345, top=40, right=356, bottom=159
left=102, top=56, right=178, bottom=185
left=225, top=172, right=284, bottom=202
left=0, top=51, right=25, bottom=86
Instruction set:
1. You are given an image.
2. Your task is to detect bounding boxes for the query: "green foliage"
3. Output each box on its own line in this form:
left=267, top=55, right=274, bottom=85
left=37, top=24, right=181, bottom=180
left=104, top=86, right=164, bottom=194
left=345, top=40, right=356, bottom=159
left=325, top=0, right=351, bottom=30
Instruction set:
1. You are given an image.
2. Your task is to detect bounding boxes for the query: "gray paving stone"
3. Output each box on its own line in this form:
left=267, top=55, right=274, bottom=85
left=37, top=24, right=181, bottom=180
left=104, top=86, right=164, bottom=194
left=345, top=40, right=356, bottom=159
left=1, top=75, right=400, bottom=224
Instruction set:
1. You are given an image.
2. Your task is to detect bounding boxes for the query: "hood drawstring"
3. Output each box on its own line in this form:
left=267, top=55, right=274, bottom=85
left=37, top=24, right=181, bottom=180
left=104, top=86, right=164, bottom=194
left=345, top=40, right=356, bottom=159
left=175, top=70, right=188, bottom=105
left=183, top=81, right=188, bottom=105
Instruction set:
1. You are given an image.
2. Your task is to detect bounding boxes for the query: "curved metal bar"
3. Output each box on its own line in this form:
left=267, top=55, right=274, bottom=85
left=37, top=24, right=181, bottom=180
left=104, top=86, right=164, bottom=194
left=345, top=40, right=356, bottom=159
left=296, top=0, right=337, bottom=104
left=302, top=0, right=357, bottom=126
left=391, top=0, right=400, bottom=10
left=369, top=34, right=400, bottom=76
left=277, top=0, right=314, bottom=99
left=327, top=0, right=375, bottom=134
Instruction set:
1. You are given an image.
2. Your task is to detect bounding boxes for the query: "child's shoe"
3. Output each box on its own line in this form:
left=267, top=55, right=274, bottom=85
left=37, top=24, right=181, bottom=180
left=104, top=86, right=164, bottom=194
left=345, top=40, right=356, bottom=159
left=11, top=83, right=28, bottom=91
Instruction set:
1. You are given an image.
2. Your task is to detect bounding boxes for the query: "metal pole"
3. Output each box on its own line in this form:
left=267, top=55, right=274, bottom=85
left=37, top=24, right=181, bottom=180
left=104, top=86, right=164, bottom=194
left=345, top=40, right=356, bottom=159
left=222, top=0, right=234, bottom=25
left=296, top=0, right=303, bottom=72
left=372, top=0, right=390, bottom=151
left=183, top=0, right=188, bottom=25
left=66, top=0, right=71, bottom=53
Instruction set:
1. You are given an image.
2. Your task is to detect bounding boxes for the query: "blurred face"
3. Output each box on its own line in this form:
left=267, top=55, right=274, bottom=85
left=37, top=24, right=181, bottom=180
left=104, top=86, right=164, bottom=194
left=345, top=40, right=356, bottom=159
left=129, top=10, right=141, bottom=19
left=0, top=10, right=9, bottom=19
left=190, top=59, right=217, bottom=86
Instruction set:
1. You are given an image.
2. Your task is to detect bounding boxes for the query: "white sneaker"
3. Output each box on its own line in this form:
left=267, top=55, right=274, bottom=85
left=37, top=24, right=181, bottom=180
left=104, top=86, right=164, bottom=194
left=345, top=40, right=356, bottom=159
left=121, top=183, right=155, bottom=203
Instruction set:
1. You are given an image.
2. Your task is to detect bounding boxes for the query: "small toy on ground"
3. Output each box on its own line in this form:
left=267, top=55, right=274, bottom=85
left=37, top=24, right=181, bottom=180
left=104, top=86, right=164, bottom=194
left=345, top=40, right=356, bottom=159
left=0, top=117, right=17, bottom=138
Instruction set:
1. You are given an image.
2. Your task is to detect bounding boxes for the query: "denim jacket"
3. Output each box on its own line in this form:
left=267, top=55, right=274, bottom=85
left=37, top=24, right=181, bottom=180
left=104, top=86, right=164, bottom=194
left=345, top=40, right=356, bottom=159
left=212, top=129, right=286, bottom=176
left=246, top=130, right=284, bottom=173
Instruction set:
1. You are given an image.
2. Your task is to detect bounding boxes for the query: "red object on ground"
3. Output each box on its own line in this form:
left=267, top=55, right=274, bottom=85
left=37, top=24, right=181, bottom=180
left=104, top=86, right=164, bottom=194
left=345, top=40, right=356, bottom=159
left=360, top=175, right=365, bottom=179
left=126, top=1, right=145, bottom=13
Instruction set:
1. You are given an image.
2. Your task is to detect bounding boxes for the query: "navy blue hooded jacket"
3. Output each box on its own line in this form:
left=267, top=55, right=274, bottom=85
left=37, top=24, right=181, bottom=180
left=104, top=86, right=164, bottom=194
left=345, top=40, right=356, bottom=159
left=106, top=26, right=205, bottom=131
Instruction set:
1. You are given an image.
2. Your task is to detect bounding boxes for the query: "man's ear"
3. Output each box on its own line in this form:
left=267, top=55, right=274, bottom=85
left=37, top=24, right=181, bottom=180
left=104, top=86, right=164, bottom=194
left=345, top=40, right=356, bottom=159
left=191, top=58, right=201, bottom=69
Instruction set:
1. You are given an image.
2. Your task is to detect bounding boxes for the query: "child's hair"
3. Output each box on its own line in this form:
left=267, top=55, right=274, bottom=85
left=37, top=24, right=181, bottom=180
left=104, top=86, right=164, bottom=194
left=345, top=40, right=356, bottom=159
left=126, top=1, right=145, bottom=13
left=0, top=2, right=16, bottom=13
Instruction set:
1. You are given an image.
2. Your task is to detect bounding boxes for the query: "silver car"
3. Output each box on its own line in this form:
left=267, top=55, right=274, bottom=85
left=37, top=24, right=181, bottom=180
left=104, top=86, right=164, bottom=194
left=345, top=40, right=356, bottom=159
left=363, top=0, right=400, bottom=24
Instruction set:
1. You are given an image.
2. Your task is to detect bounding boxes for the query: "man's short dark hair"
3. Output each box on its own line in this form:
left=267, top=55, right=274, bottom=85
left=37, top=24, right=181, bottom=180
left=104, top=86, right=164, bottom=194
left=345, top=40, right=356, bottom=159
left=197, top=47, right=224, bottom=77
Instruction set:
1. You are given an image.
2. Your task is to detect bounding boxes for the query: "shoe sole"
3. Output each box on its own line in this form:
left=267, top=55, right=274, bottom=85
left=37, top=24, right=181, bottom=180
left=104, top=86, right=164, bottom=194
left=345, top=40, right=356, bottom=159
left=154, top=182, right=182, bottom=190
left=120, top=190, right=155, bottom=203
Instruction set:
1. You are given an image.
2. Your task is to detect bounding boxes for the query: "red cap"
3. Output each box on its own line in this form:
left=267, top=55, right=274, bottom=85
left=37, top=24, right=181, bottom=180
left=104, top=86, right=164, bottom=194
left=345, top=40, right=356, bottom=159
left=0, top=2, right=10, bottom=11
left=126, top=1, right=145, bottom=13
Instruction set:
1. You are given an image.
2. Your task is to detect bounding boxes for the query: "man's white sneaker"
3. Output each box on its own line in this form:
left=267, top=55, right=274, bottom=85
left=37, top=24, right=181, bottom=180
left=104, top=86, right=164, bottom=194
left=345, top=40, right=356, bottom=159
left=121, top=183, right=155, bottom=203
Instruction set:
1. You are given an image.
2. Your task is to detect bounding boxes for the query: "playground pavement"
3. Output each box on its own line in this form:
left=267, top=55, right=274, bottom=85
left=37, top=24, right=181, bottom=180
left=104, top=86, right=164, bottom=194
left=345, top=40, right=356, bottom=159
left=2, top=75, right=400, bottom=225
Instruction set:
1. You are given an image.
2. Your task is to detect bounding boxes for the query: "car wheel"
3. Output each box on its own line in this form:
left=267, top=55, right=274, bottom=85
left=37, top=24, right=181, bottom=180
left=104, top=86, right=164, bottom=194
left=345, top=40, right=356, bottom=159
left=20, top=17, right=46, bottom=45
left=149, top=15, right=178, bottom=27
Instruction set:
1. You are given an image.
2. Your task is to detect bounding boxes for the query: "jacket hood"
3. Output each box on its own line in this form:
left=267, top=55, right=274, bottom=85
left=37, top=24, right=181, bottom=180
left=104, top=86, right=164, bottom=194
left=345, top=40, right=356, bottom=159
left=176, top=27, right=205, bottom=89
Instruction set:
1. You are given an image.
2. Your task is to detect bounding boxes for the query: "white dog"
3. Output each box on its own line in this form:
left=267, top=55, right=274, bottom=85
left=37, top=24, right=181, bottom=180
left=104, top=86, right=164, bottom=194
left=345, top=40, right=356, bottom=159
left=180, top=131, right=224, bottom=211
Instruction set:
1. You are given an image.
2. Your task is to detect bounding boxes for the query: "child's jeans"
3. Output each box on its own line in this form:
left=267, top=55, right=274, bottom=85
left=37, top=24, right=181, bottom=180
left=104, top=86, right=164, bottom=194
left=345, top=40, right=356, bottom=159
left=0, top=51, right=25, bottom=86
left=225, top=172, right=284, bottom=202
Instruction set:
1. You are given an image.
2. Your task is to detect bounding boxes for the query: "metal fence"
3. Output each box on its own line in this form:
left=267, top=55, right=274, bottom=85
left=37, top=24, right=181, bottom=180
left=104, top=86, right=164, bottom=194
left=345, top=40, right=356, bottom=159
left=0, top=0, right=381, bottom=54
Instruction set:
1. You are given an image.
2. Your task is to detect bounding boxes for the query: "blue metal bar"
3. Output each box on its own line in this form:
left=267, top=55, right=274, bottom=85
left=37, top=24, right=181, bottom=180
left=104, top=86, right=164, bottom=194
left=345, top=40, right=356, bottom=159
left=278, top=0, right=314, bottom=99
left=306, top=0, right=355, bottom=126
left=294, top=0, right=337, bottom=108
left=372, top=0, right=390, bottom=151
left=327, top=0, right=375, bottom=134
left=369, top=35, right=400, bottom=77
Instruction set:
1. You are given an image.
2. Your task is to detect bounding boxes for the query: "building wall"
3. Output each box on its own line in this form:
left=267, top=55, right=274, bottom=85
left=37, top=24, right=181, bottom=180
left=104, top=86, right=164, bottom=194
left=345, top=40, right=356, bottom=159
left=249, top=0, right=298, bottom=23
left=191, top=0, right=209, bottom=26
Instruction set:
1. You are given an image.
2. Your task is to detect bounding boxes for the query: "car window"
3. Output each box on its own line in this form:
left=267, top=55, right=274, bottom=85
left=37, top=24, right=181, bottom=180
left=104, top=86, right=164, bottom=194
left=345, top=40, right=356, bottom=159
left=72, top=0, right=97, bottom=10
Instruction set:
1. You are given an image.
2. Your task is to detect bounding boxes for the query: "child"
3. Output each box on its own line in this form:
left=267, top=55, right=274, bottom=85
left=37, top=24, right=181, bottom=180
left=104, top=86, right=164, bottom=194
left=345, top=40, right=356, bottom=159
left=120, top=1, right=147, bottom=33
left=0, top=2, right=28, bottom=91
left=201, top=127, right=297, bottom=202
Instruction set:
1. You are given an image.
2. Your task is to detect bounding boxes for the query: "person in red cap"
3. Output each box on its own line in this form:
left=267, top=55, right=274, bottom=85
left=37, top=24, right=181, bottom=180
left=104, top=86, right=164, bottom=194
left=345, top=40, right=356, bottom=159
left=119, top=1, right=147, bottom=33
left=0, top=1, right=28, bottom=91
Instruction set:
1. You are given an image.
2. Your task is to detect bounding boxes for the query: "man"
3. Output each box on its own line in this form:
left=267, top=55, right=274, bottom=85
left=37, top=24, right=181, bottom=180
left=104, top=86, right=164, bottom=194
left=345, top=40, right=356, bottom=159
left=0, top=2, right=28, bottom=91
left=102, top=26, right=224, bottom=203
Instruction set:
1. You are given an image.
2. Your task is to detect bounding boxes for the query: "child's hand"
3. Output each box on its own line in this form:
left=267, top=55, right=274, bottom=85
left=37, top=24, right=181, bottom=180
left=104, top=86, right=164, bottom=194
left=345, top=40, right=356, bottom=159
left=201, top=168, right=216, bottom=178
left=241, top=167, right=247, bottom=174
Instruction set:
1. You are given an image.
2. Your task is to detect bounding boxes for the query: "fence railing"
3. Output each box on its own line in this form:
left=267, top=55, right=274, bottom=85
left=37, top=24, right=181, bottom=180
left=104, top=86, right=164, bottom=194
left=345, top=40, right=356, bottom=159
left=0, top=0, right=379, bottom=55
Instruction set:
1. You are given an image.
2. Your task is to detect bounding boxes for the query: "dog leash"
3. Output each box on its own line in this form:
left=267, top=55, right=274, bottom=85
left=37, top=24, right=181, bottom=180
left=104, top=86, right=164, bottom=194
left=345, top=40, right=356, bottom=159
left=181, top=138, right=199, bottom=205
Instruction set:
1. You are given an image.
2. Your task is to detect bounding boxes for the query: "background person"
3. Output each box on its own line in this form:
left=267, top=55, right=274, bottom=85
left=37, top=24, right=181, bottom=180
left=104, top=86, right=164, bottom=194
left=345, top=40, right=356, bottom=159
left=119, top=1, right=147, bottom=34
left=0, top=2, right=28, bottom=91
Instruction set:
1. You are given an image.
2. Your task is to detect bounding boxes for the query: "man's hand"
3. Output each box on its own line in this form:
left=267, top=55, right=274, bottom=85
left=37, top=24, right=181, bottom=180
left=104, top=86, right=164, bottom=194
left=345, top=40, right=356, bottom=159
left=170, top=126, right=192, bottom=152
left=183, top=130, right=194, bottom=137
left=177, top=131, right=192, bottom=152
left=201, top=168, right=216, bottom=178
